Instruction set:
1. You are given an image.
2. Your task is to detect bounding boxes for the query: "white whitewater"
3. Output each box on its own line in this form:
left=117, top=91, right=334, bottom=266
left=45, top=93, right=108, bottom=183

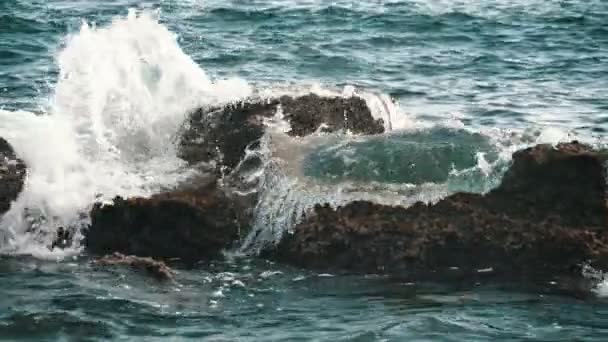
left=0, top=11, right=252, bottom=258
left=0, top=9, right=415, bottom=259
left=0, top=9, right=582, bottom=266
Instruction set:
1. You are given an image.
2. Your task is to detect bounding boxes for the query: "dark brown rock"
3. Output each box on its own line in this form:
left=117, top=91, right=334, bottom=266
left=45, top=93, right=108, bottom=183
left=489, top=142, right=608, bottom=227
left=94, top=252, right=174, bottom=281
left=278, top=95, right=385, bottom=137
left=0, top=137, right=26, bottom=216
left=267, top=142, right=608, bottom=279
left=86, top=181, right=246, bottom=263
left=178, top=94, right=384, bottom=173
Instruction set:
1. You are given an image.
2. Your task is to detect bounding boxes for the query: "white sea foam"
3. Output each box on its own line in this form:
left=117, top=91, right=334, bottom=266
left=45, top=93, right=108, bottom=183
left=0, top=10, right=251, bottom=257
left=238, top=123, right=514, bottom=253
left=594, top=281, right=608, bottom=298
left=582, top=265, right=608, bottom=298
left=0, top=9, right=421, bottom=259
left=0, top=8, right=547, bottom=260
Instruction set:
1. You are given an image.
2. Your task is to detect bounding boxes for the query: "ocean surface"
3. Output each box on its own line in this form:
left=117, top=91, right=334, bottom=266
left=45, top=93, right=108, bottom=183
left=1, top=0, right=608, bottom=340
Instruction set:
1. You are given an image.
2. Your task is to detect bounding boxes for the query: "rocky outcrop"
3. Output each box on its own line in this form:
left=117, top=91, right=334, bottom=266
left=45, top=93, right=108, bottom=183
left=86, top=181, right=247, bottom=263
left=0, top=138, right=26, bottom=217
left=85, top=94, right=384, bottom=263
left=267, top=142, right=608, bottom=279
left=93, top=252, right=174, bottom=281
left=178, top=94, right=384, bottom=173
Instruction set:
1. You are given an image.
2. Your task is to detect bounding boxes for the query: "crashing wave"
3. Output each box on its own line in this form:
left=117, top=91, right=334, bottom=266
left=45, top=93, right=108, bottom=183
left=0, top=9, right=594, bottom=264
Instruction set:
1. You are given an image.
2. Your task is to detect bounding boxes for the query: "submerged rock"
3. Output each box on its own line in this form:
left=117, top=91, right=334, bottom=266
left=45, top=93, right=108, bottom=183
left=267, top=142, right=608, bottom=279
left=94, top=252, right=174, bottom=281
left=86, top=181, right=247, bottom=263
left=178, top=94, right=384, bottom=173
left=0, top=138, right=26, bottom=217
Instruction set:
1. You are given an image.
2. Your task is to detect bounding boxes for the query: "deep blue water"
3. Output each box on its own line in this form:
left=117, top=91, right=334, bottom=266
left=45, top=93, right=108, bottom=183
left=2, top=1, right=608, bottom=340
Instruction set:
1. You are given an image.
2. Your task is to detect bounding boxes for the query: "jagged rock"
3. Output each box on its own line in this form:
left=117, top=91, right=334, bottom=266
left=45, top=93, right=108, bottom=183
left=0, top=138, right=26, bottom=217
left=50, top=227, right=73, bottom=250
left=178, top=94, right=384, bottom=173
left=86, top=181, right=246, bottom=263
left=266, top=142, right=608, bottom=279
left=93, top=252, right=174, bottom=281
left=490, top=141, right=608, bottom=226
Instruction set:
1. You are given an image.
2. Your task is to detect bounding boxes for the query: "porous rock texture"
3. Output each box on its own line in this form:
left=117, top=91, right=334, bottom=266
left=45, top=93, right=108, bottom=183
left=87, top=181, right=246, bottom=263
left=267, top=142, right=608, bottom=280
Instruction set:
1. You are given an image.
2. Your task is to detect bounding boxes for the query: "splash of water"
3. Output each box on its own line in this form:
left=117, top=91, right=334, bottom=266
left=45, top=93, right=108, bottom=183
left=253, top=82, right=414, bottom=132
left=582, top=264, right=608, bottom=298
left=0, top=9, right=589, bottom=261
left=238, top=123, right=517, bottom=254
left=236, top=97, right=589, bottom=254
left=0, top=10, right=251, bottom=258
left=0, top=8, right=439, bottom=259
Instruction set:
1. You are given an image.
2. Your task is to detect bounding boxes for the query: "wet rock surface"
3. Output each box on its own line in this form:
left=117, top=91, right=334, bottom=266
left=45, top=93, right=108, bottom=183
left=93, top=252, right=174, bottom=281
left=0, top=138, right=26, bottom=217
left=50, top=227, right=73, bottom=250
left=86, top=181, right=247, bottom=263
left=267, top=142, right=608, bottom=279
left=85, top=95, right=384, bottom=264
left=178, top=94, right=384, bottom=173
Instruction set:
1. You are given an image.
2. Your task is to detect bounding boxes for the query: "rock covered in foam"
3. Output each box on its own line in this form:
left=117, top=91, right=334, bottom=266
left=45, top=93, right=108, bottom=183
left=266, top=142, right=608, bottom=280
left=86, top=181, right=247, bottom=263
left=84, top=95, right=381, bottom=263
left=178, top=94, right=385, bottom=173
left=93, top=252, right=174, bottom=281
left=0, top=137, right=26, bottom=217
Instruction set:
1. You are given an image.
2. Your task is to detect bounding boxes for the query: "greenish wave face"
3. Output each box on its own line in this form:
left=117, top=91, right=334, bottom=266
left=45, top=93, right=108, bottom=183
left=304, top=128, right=499, bottom=187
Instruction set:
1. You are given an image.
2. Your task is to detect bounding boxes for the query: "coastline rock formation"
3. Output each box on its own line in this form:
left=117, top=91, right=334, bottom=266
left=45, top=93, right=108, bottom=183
left=86, top=181, right=246, bottom=263
left=93, top=252, right=174, bottom=281
left=85, top=92, right=608, bottom=284
left=0, top=138, right=26, bottom=217
left=178, top=94, right=384, bottom=173
left=85, top=95, right=384, bottom=263
left=267, top=142, right=608, bottom=279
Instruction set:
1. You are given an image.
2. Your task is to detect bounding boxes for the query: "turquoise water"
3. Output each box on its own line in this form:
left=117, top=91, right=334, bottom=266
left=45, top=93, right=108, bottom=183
left=303, top=128, right=502, bottom=188
left=2, top=1, right=608, bottom=340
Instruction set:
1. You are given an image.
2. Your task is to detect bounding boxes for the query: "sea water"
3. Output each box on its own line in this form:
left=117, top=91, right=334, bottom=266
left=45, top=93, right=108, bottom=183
left=1, top=1, right=608, bottom=340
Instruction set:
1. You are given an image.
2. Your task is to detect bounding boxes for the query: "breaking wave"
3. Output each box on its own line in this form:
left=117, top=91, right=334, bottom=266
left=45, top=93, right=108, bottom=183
left=0, top=10, right=251, bottom=257
left=0, top=9, right=585, bottom=260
